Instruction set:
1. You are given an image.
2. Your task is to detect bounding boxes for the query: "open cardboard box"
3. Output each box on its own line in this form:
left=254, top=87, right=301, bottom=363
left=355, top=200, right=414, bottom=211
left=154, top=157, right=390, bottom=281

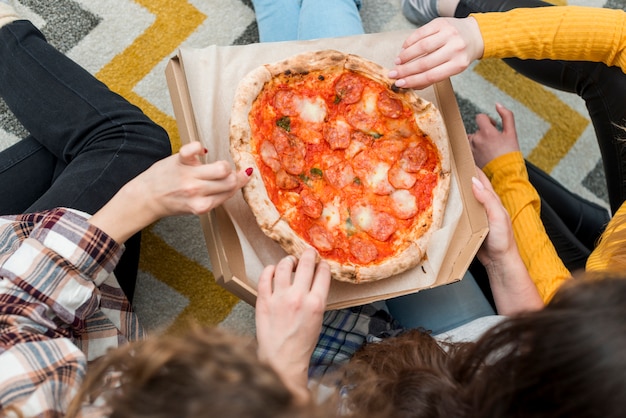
left=165, top=30, right=488, bottom=310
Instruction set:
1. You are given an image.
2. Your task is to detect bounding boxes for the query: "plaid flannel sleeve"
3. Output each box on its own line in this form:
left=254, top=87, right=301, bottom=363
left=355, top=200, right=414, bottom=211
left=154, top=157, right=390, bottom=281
left=0, top=208, right=124, bottom=417
left=309, top=302, right=404, bottom=378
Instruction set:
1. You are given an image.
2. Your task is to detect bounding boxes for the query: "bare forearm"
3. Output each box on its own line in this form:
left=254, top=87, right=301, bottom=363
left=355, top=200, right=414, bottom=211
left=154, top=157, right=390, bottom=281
left=88, top=181, right=158, bottom=244
left=485, top=250, right=544, bottom=315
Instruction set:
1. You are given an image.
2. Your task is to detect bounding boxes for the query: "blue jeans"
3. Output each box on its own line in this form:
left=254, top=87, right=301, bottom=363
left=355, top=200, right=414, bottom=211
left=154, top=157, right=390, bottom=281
left=456, top=0, right=626, bottom=215
left=386, top=271, right=496, bottom=334
left=0, top=21, right=171, bottom=299
left=252, top=0, right=364, bottom=42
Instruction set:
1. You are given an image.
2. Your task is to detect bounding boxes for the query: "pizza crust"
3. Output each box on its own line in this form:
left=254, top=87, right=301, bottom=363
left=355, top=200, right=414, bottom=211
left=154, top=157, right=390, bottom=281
left=230, top=50, right=451, bottom=284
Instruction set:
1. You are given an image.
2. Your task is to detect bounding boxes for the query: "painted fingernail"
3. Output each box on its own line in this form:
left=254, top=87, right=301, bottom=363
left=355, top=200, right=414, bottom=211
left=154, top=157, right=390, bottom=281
left=471, top=176, right=484, bottom=190
left=203, top=147, right=208, bottom=154
left=245, top=167, right=253, bottom=176
left=388, top=69, right=398, bottom=78
left=395, top=79, right=406, bottom=87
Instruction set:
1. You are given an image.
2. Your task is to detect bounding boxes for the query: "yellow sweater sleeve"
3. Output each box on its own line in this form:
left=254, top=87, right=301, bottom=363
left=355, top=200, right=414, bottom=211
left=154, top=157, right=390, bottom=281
left=472, top=6, right=626, bottom=72
left=586, top=203, right=626, bottom=272
left=483, top=152, right=572, bottom=301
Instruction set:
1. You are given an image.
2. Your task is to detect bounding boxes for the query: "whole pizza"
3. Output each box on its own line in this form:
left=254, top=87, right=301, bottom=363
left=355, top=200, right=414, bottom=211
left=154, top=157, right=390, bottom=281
left=230, top=50, right=451, bottom=283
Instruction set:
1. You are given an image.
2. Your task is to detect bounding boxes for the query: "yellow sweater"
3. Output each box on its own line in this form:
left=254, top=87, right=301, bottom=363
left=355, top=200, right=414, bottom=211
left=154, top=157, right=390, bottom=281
left=473, top=6, right=626, bottom=70
left=473, top=6, right=626, bottom=300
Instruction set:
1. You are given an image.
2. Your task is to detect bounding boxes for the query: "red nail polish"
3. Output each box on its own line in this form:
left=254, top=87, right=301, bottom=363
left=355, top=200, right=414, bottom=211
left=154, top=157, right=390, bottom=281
left=245, top=167, right=253, bottom=176
left=203, top=148, right=208, bottom=154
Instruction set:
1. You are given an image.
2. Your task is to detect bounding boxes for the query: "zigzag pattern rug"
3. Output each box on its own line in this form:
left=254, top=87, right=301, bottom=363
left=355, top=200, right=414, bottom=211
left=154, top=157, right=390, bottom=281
left=0, top=0, right=620, bottom=335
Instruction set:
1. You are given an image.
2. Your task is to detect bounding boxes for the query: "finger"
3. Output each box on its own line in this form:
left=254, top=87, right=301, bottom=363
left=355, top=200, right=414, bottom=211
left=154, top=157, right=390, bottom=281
left=310, top=259, right=331, bottom=303
left=195, top=160, right=234, bottom=181
left=475, top=113, right=498, bottom=132
left=495, top=103, right=517, bottom=136
left=236, top=168, right=253, bottom=190
left=273, top=254, right=297, bottom=290
left=471, top=175, right=503, bottom=214
left=178, top=141, right=205, bottom=166
left=399, top=23, right=441, bottom=56
left=291, top=248, right=318, bottom=292
left=394, top=59, right=464, bottom=90
left=257, top=264, right=277, bottom=299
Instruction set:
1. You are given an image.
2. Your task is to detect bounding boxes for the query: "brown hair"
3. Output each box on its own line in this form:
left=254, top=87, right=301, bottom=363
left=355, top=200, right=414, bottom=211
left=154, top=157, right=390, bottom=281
left=67, top=325, right=326, bottom=418
left=342, top=274, right=626, bottom=418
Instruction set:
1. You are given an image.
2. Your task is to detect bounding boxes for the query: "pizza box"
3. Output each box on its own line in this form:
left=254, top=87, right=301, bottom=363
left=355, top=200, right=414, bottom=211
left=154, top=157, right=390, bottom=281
left=165, top=30, right=488, bottom=309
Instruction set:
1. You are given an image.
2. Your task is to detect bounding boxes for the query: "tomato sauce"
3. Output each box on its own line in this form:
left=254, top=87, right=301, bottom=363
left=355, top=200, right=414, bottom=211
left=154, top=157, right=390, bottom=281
left=249, top=69, right=442, bottom=266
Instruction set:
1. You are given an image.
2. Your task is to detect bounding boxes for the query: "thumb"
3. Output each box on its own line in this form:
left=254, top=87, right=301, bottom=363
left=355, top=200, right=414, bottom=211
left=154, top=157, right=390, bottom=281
left=495, top=103, right=516, bottom=136
left=178, top=141, right=206, bottom=166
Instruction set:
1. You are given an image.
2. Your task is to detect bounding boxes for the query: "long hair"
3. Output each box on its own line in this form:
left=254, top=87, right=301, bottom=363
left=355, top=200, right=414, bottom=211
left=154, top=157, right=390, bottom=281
left=67, top=325, right=322, bottom=418
left=342, top=274, right=626, bottom=418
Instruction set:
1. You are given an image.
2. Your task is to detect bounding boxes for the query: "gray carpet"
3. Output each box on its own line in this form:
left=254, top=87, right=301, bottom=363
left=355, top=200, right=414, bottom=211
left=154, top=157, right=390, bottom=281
left=0, top=0, right=619, bottom=335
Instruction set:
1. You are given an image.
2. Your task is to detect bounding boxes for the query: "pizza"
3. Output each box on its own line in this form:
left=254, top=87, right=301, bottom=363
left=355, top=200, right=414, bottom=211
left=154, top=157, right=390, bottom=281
left=229, top=49, right=451, bottom=283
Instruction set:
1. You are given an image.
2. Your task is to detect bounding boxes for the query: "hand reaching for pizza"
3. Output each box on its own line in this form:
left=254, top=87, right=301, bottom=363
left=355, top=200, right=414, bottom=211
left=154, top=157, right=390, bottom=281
left=255, top=248, right=331, bottom=403
left=471, top=170, right=543, bottom=314
left=89, top=141, right=252, bottom=243
left=388, top=17, right=484, bottom=90
left=469, top=103, right=521, bottom=168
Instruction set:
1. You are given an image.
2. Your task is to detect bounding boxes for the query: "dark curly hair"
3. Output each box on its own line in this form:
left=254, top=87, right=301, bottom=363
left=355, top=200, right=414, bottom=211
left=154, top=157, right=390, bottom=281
left=342, top=273, right=626, bottom=418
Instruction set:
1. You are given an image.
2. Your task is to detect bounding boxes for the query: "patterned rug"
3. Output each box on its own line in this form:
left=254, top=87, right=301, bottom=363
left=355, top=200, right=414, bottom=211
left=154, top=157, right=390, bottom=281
left=0, top=0, right=619, bottom=335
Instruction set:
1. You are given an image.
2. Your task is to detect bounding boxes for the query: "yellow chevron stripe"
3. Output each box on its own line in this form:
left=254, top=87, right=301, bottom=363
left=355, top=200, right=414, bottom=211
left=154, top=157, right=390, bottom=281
left=95, top=1, right=241, bottom=328
left=473, top=59, right=588, bottom=172
left=95, top=0, right=206, bottom=152
left=139, top=227, right=240, bottom=330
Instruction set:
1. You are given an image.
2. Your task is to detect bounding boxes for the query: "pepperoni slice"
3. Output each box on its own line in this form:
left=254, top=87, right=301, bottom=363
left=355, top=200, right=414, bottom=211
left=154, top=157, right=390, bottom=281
left=324, top=120, right=352, bottom=150
left=273, top=89, right=299, bottom=116
left=334, top=72, right=365, bottom=104
left=308, top=224, right=335, bottom=251
left=377, top=91, right=403, bottom=119
left=351, top=130, right=375, bottom=147
left=349, top=237, right=378, bottom=264
left=346, top=106, right=377, bottom=133
left=325, top=161, right=355, bottom=189
left=351, top=151, right=393, bottom=195
left=300, top=189, right=323, bottom=218
left=273, top=129, right=306, bottom=175
left=259, top=140, right=281, bottom=172
left=367, top=211, right=397, bottom=242
left=400, top=144, right=428, bottom=173
left=276, top=169, right=299, bottom=190
left=388, top=164, right=417, bottom=189
left=373, top=139, right=407, bottom=164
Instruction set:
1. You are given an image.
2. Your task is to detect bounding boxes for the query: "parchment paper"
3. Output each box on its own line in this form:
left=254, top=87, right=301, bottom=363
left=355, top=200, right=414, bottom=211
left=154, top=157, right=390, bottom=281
left=177, top=30, right=464, bottom=303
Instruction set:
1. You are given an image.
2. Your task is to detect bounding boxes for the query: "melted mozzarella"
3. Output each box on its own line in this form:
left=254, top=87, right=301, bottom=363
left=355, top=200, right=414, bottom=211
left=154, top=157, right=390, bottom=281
left=362, top=90, right=377, bottom=115
left=322, top=201, right=341, bottom=229
left=366, top=162, right=393, bottom=194
left=391, top=190, right=418, bottom=219
left=297, top=97, right=327, bottom=123
left=352, top=205, right=374, bottom=231
left=345, top=140, right=366, bottom=159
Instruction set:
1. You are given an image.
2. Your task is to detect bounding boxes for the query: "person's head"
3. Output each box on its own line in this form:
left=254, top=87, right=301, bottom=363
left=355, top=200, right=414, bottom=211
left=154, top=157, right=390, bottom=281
left=67, top=325, right=323, bottom=418
left=342, top=274, right=626, bottom=418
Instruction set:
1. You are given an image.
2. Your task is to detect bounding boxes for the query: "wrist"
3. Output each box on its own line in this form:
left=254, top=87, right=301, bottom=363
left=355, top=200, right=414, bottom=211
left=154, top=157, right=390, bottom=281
left=88, top=181, right=159, bottom=243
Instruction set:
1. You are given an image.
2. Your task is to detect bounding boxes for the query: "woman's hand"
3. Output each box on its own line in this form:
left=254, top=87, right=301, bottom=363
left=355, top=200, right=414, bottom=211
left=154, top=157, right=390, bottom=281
left=469, top=103, right=521, bottom=168
left=471, top=170, right=516, bottom=267
left=89, top=141, right=252, bottom=243
left=471, top=170, right=544, bottom=314
left=388, top=17, right=484, bottom=90
left=255, top=248, right=331, bottom=404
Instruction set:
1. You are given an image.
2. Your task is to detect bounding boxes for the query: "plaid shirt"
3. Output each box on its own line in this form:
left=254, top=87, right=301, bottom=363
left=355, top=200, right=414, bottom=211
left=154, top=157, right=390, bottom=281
left=310, top=302, right=403, bottom=378
left=0, top=208, right=143, bottom=417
